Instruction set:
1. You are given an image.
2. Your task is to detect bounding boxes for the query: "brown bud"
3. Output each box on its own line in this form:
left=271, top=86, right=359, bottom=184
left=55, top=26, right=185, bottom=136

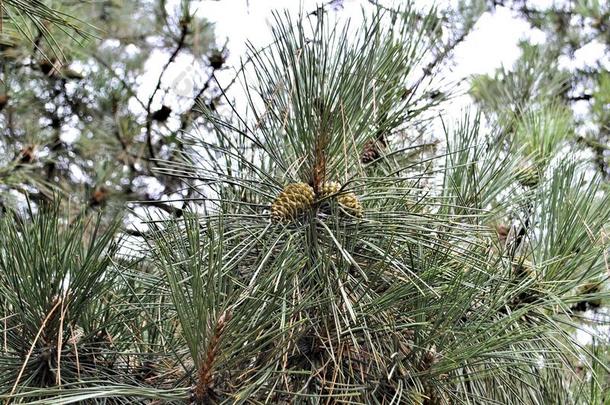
left=91, top=187, right=109, bottom=206
left=18, top=145, right=36, bottom=164
left=208, top=50, right=226, bottom=70
left=151, top=105, right=172, bottom=122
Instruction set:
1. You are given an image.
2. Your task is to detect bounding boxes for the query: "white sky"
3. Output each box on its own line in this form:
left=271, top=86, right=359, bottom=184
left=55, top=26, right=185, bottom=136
left=133, top=0, right=607, bottom=123
left=194, top=0, right=546, bottom=76
left=130, top=0, right=606, bottom=131
left=151, top=0, right=557, bottom=124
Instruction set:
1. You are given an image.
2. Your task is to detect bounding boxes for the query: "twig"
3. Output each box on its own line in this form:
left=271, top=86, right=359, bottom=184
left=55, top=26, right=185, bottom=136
left=567, top=93, right=593, bottom=102
left=193, top=309, right=232, bottom=403
left=146, top=23, right=189, bottom=160
left=412, top=27, right=471, bottom=93
left=178, top=73, right=215, bottom=134
left=137, top=198, right=184, bottom=217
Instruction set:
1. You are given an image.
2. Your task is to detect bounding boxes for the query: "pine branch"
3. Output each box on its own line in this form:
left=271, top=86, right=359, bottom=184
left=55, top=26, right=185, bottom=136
left=567, top=93, right=593, bottom=101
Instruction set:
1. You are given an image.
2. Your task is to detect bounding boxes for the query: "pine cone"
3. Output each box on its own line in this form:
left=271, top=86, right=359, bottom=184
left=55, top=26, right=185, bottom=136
left=318, top=181, right=341, bottom=196
left=361, top=139, right=383, bottom=164
left=208, top=50, right=226, bottom=70
left=18, top=145, right=36, bottom=164
left=337, top=192, right=363, bottom=218
left=318, top=181, right=363, bottom=218
left=91, top=186, right=109, bottom=207
left=151, top=105, right=172, bottom=122
left=271, top=182, right=315, bottom=222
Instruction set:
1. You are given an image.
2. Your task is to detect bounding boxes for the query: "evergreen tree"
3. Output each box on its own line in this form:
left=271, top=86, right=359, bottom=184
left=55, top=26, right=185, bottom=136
left=1, top=3, right=609, bottom=404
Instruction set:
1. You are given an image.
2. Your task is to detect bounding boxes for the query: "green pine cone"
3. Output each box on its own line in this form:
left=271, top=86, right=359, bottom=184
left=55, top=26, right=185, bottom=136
left=318, top=181, right=363, bottom=218
left=271, top=182, right=315, bottom=222
left=337, top=192, right=364, bottom=218
left=319, top=181, right=341, bottom=197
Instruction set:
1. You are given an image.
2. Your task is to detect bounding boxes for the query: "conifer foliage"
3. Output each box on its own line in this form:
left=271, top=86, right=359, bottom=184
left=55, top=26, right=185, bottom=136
left=1, top=5, right=609, bottom=405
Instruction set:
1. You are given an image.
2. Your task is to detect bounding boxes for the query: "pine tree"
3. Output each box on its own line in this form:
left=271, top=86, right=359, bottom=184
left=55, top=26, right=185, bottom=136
left=1, top=4, right=609, bottom=404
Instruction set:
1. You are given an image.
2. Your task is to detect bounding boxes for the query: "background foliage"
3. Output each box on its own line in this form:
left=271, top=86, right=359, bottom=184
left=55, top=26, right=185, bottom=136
left=1, top=0, right=222, bottom=222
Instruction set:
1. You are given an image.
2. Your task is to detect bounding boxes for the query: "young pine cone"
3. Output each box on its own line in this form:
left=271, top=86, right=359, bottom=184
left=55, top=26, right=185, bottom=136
left=208, top=50, right=226, bottom=70
left=271, top=182, right=315, bottom=222
left=90, top=186, right=110, bottom=207
left=318, top=181, right=341, bottom=196
left=151, top=105, right=172, bottom=122
left=337, top=192, right=363, bottom=218
left=18, top=145, right=36, bottom=164
left=318, top=181, right=363, bottom=218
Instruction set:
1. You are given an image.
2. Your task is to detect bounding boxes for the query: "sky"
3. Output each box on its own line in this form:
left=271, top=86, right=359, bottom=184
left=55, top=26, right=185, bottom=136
left=136, top=0, right=608, bottom=123
left=137, top=0, right=606, bottom=127
left=147, top=0, right=557, bottom=124
left=196, top=0, right=540, bottom=77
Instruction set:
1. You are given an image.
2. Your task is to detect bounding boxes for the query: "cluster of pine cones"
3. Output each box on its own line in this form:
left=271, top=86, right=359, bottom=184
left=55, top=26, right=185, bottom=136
left=270, top=181, right=363, bottom=222
left=269, top=134, right=387, bottom=222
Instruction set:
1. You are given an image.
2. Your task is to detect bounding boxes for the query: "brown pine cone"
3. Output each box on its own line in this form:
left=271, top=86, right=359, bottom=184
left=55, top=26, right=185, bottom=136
left=361, top=139, right=384, bottom=164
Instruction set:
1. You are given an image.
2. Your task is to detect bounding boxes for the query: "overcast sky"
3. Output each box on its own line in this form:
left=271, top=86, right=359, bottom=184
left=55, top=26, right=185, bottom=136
left=142, top=0, right=549, bottom=123
left=197, top=0, right=538, bottom=77
left=134, top=0, right=608, bottom=121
